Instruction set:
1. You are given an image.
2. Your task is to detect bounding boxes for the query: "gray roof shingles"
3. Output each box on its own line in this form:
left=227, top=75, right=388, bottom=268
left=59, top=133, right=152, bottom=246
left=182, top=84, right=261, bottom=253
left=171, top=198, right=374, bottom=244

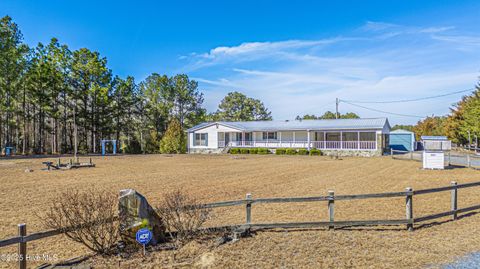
left=187, top=118, right=390, bottom=132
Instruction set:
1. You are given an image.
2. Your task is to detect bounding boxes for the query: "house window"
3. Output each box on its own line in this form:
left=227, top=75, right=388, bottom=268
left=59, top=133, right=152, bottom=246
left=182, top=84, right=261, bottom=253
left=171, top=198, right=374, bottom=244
left=315, top=132, right=325, bottom=141
left=194, top=133, right=208, bottom=146
left=359, top=132, right=376, bottom=141
left=262, top=132, right=277, bottom=140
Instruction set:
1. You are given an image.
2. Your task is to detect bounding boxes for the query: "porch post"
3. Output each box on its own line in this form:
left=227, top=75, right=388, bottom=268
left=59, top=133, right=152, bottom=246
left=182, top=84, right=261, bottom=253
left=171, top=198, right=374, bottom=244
left=307, top=130, right=311, bottom=150
left=357, top=132, right=360, bottom=149
left=242, top=131, right=245, bottom=147
left=279, top=132, right=282, bottom=147
left=293, top=131, right=296, bottom=147
left=253, top=132, right=256, bottom=147
left=340, top=131, right=343, bottom=149
left=324, top=132, right=326, bottom=149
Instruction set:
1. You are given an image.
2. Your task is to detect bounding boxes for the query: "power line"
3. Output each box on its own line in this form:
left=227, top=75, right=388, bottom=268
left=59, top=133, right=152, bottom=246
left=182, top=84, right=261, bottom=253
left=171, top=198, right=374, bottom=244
left=341, top=100, right=426, bottom=118
left=341, top=88, right=474, bottom=104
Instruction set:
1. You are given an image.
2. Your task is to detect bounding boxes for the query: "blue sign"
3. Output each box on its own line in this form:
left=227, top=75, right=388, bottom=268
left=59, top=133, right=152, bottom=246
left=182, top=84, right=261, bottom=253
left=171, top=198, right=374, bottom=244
left=136, top=228, right=153, bottom=245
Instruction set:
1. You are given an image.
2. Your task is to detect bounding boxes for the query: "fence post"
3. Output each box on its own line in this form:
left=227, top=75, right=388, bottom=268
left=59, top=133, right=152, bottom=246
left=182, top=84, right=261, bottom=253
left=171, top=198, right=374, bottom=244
left=245, top=193, right=252, bottom=225
left=405, top=187, right=413, bottom=231
left=18, top=223, right=26, bottom=269
left=448, top=151, right=451, bottom=166
left=328, top=190, right=335, bottom=230
left=451, top=181, right=458, bottom=220
left=467, top=154, right=471, bottom=168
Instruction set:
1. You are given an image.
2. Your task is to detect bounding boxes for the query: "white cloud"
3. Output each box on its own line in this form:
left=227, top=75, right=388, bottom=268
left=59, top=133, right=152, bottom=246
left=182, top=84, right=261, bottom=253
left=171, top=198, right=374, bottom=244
left=200, top=38, right=348, bottom=59
left=431, top=34, right=480, bottom=46
left=419, top=26, right=455, bottom=33
left=184, top=21, right=480, bottom=125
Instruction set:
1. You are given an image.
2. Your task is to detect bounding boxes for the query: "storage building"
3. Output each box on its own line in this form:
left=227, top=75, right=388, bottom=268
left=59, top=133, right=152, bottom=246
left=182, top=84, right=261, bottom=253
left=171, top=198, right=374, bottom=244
left=389, top=129, right=415, bottom=152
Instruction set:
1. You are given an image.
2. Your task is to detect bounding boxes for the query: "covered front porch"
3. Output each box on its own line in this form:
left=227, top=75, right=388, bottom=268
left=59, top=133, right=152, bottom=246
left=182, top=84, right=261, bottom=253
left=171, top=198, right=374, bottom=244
left=218, top=130, right=378, bottom=150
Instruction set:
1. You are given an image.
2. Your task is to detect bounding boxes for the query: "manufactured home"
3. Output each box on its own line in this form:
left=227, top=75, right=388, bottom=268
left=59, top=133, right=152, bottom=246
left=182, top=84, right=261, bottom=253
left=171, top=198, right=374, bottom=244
left=187, top=118, right=391, bottom=156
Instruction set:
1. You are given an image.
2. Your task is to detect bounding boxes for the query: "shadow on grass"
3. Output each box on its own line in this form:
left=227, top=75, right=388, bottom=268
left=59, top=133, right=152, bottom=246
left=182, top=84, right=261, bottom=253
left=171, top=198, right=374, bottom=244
left=254, top=211, right=480, bottom=233
left=414, top=211, right=479, bottom=230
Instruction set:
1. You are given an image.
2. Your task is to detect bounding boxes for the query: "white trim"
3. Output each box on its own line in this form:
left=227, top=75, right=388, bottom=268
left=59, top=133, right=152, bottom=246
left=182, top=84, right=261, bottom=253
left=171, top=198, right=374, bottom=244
left=307, top=131, right=311, bottom=150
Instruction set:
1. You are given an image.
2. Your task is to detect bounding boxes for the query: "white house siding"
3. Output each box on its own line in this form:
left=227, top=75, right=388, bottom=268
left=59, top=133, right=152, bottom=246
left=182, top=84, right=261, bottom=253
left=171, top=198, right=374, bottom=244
left=295, top=131, right=308, bottom=141
left=281, top=132, right=293, bottom=141
left=188, top=124, right=240, bottom=152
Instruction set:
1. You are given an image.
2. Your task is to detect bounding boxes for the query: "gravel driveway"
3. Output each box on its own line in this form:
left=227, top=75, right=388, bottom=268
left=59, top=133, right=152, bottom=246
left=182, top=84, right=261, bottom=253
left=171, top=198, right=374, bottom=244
left=442, top=253, right=480, bottom=268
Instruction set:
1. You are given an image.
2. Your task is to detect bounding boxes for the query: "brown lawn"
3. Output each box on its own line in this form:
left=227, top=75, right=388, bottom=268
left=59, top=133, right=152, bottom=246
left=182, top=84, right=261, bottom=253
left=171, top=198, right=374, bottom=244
left=1, top=154, right=480, bottom=268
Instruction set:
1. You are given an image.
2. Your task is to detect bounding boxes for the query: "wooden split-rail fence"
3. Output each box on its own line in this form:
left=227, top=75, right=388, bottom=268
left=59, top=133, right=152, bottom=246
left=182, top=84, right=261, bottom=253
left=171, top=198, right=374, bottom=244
left=2, top=181, right=480, bottom=269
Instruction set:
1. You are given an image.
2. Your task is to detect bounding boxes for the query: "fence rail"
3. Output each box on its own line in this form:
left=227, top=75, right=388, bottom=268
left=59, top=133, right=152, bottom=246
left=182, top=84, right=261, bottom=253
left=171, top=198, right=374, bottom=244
left=2, top=181, right=480, bottom=268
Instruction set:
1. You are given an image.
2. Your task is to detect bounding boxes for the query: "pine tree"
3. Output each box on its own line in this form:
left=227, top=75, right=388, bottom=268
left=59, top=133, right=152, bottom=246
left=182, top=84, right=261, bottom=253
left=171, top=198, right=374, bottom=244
left=159, top=118, right=186, bottom=154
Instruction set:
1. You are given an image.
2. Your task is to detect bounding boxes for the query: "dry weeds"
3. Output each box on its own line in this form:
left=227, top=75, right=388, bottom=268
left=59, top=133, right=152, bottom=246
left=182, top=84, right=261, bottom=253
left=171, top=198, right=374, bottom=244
left=1, top=155, right=480, bottom=268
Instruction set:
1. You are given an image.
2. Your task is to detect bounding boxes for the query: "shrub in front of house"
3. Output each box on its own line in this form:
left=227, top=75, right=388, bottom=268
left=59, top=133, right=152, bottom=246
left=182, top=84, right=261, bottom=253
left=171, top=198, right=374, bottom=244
left=249, top=148, right=258, bottom=154
left=276, top=148, right=286, bottom=155
left=309, top=148, right=322, bottom=156
left=230, top=148, right=240, bottom=154
left=240, top=148, right=250, bottom=154
left=257, top=148, right=269, bottom=154
left=298, top=149, right=309, bottom=155
left=285, top=148, right=297, bottom=155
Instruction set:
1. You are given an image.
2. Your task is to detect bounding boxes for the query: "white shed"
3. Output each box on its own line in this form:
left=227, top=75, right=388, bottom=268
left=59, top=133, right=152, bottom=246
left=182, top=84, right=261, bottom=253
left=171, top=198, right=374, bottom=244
left=420, top=136, right=450, bottom=170
left=421, top=136, right=451, bottom=151
left=423, top=151, right=445, bottom=170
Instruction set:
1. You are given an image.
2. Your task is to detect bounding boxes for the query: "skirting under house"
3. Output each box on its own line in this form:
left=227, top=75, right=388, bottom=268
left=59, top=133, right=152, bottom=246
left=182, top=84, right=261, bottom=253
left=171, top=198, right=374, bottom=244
left=186, top=118, right=391, bottom=157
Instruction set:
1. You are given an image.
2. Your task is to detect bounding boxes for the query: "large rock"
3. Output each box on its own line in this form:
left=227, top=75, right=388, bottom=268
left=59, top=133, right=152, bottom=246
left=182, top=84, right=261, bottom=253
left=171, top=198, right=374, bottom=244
left=118, top=189, right=166, bottom=246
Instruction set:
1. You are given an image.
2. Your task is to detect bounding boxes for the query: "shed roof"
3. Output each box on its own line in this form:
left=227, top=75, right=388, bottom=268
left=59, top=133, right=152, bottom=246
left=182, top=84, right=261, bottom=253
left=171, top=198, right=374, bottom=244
left=187, top=118, right=390, bottom=132
left=421, top=136, right=449, bottom=141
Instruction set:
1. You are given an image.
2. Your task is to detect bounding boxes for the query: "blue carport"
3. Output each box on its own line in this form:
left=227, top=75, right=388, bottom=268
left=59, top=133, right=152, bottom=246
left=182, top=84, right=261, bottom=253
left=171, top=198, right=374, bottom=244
left=389, top=129, right=415, bottom=151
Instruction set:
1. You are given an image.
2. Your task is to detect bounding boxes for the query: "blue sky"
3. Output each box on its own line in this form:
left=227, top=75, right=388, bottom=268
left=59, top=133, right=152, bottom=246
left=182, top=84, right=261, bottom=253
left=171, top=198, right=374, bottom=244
left=3, top=1, right=480, bottom=125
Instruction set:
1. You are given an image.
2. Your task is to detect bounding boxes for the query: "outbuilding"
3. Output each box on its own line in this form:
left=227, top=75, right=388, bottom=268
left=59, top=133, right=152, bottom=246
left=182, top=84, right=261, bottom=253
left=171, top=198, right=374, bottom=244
left=389, top=129, right=415, bottom=152
left=420, top=136, right=451, bottom=170
left=421, top=136, right=451, bottom=151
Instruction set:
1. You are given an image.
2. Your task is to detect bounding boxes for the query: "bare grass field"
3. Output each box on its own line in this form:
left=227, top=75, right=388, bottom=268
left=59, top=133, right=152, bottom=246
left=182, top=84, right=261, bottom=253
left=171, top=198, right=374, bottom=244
left=1, top=154, right=480, bottom=268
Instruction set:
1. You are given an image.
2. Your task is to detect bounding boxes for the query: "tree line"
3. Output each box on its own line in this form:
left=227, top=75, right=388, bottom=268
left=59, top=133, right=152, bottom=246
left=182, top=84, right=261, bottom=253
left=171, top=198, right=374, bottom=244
left=3, top=14, right=477, bottom=155
left=0, top=16, right=273, bottom=155
left=295, top=111, right=359, bottom=120
left=392, top=85, right=480, bottom=145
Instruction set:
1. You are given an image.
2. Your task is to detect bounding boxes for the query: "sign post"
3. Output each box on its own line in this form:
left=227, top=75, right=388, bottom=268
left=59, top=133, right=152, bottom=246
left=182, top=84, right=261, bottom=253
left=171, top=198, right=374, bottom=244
left=136, top=228, right=153, bottom=256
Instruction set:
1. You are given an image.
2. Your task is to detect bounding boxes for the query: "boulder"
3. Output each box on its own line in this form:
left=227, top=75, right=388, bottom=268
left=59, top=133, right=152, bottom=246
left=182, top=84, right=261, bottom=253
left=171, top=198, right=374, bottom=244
left=118, top=189, right=166, bottom=246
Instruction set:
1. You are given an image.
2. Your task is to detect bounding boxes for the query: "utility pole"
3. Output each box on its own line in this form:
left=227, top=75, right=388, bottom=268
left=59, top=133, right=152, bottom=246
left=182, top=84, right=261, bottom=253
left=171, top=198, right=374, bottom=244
left=335, top=98, right=339, bottom=119
left=468, top=130, right=471, bottom=151
left=475, top=135, right=478, bottom=153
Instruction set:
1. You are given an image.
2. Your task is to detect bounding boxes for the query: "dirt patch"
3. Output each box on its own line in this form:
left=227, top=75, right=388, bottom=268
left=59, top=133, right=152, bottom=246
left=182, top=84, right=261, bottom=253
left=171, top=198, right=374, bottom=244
left=1, top=155, right=480, bottom=268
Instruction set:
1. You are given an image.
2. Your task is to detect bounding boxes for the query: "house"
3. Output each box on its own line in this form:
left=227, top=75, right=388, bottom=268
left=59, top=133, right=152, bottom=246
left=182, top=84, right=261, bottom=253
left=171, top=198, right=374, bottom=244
left=389, top=129, right=416, bottom=152
left=187, top=117, right=391, bottom=156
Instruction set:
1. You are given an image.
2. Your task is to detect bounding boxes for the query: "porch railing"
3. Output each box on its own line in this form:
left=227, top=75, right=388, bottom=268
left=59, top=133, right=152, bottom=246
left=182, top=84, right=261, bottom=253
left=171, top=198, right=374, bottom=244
left=220, top=141, right=376, bottom=150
